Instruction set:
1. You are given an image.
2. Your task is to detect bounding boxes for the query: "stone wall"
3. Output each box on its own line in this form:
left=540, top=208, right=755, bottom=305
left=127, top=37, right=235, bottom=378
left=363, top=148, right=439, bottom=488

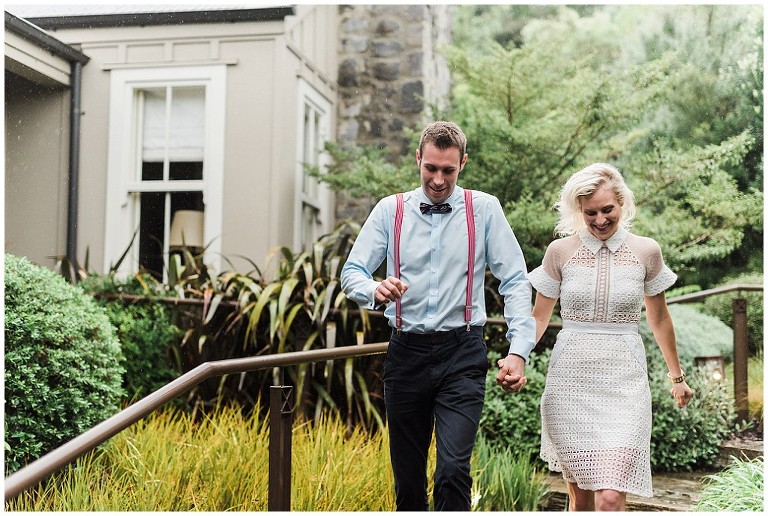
left=335, top=4, right=452, bottom=220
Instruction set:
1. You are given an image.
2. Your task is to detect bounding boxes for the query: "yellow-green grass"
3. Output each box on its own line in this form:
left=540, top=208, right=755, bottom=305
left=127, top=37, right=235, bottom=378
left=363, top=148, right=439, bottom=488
left=724, top=353, right=764, bottom=422
left=6, top=404, right=399, bottom=511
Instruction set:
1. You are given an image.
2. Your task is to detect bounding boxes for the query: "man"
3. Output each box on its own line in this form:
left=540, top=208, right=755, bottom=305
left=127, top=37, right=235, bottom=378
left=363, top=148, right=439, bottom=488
left=340, top=121, right=535, bottom=511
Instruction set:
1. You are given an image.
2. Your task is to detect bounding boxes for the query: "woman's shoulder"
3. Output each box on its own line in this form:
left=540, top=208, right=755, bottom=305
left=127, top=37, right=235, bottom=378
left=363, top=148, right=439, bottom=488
left=625, top=232, right=662, bottom=252
left=542, top=234, right=582, bottom=262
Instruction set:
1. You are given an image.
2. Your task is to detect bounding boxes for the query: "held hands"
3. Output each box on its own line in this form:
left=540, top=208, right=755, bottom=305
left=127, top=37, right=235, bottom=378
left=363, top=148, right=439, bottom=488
left=374, top=276, right=408, bottom=305
left=495, top=354, right=527, bottom=393
left=671, top=381, right=694, bottom=408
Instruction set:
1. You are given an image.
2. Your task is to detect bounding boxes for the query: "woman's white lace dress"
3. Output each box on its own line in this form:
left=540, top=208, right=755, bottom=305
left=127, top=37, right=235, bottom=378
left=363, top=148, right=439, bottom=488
left=528, top=228, right=677, bottom=497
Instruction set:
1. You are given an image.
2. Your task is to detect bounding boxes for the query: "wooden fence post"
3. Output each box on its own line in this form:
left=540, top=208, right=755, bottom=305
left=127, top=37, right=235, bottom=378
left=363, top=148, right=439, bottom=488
left=732, top=297, right=749, bottom=423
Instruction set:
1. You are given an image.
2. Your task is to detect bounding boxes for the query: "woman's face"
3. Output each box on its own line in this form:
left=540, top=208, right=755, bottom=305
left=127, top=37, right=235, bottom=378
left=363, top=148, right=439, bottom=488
left=580, top=186, right=622, bottom=240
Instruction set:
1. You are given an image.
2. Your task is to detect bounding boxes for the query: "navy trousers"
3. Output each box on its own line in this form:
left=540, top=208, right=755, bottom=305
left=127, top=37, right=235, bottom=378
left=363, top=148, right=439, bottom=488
left=383, top=326, right=487, bottom=511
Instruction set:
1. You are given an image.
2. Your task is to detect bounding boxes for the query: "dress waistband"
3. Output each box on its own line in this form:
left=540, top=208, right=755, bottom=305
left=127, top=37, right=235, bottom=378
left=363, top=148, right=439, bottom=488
left=562, top=320, right=639, bottom=335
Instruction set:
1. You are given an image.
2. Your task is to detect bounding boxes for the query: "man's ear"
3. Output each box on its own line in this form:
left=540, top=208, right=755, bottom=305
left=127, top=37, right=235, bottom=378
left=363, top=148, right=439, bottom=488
left=460, top=153, right=468, bottom=170
left=415, top=149, right=421, bottom=167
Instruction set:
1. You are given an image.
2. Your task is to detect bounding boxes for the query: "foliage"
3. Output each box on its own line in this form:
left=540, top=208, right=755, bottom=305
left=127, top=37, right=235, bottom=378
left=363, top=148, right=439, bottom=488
left=308, top=141, right=419, bottom=202
left=696, top=456, right=764, bottom=512
left=478, top=348, right=550, bottom=461
left=639, top=304, right=737, bottom=470
left=80, top=274, right=182, bottom=401
left=74, top=223, right=384, bottom=431
left=700, top=273, right=763, bottom=355
left=6, top=404, right=549, bottom=511
left=644, top=343, right=737, bottom=472
left=640, top=303, right=733, bottom=363
left=471, top=435, right=549, bottom=511
left=481, top=305, right=739, bottom=473
left=629, top=132, right=761, bottom=275
left=4, top=254, right=125, bottom=474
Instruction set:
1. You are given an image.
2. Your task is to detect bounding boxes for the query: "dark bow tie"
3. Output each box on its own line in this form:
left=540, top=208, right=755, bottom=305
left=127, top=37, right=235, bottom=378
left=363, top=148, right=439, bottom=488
left=420, top=202, right=452, bottom=215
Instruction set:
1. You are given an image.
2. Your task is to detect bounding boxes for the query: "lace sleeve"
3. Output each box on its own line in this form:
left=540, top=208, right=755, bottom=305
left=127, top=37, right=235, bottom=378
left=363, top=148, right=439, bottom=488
left=529, top=266, right=560, bottom=298
left=631, top=235, right=678, bottom=296
left=529, top=241, right=565, bottom=299
left=645, top=266, right=677, bottom=296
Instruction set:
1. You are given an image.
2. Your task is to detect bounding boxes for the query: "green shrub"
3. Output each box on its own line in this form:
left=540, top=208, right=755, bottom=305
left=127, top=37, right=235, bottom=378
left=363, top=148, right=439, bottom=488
left=696, top=456, right=764, bottom=511
left=81, top=274, right=182, bottom=401
left=479, top=348, right=549, bottom=461
left=4, top=254, right=125, bottom=474
left=701, top=273, right=763, bottom=356
left=640, top=304, right=733, bottom=363
left=471, top=435, right=549, bottom=511
left=481, top=303, right=738, bottom=473
left=645, top=344, right=736, bottom=471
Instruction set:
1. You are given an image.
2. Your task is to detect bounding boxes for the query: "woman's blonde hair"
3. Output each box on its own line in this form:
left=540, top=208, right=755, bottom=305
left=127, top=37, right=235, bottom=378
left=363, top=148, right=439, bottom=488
left=553, top=163, right=636, bottom=237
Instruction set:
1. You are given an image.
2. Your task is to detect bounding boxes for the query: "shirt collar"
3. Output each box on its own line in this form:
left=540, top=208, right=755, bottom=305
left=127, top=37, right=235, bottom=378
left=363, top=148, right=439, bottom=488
left=579, top=226, right=628, bottom=255
left=415, top=185, right=464, bottom=206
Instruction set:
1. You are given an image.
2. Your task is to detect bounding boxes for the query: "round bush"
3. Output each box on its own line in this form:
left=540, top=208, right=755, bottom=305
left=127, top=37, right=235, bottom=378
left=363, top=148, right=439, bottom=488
left=640, top=306, right=737, bottom=471
left=4, top=254, right=125, bottom=474
left=646, top=345, right=736, bottom=471
left=640, top=303, right=733, bottom=363
left=81, top=274, right=181, bottom=401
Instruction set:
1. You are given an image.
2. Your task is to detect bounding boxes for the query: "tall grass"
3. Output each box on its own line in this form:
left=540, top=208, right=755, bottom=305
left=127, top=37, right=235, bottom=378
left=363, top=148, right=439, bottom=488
left=6, top=405, right=545, bottom=511
left=696, top=456, right=764, bottom=511
left=725, top=353, right=764, bottom=423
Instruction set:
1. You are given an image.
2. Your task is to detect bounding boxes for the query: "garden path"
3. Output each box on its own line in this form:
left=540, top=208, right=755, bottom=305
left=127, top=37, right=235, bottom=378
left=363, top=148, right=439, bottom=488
left=538, top=435, right=763, bottom=511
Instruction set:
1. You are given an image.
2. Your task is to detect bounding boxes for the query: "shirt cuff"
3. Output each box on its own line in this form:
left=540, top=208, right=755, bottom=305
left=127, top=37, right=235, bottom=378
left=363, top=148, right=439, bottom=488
left=507, top=338, right=534, bottom=364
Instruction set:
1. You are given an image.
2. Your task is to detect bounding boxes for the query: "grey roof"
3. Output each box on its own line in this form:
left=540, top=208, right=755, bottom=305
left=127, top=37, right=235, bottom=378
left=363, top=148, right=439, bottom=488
left=5, top=5, right=273, bottom=18
left=4, top=4, right=295, bottom=29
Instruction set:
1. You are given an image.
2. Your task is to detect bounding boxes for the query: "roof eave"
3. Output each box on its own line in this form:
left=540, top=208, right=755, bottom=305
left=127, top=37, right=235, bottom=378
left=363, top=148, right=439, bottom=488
left=20, top=6, right=295, bottom=31
left=4, top=11, right=90, bottom=64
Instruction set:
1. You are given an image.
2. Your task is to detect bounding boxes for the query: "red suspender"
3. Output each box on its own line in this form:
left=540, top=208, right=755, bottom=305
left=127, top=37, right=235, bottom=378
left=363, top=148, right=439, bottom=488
left=393, top=190, right=475, bottom=331
left=394, top=193, right=405, bottom=330
left=464, top=189, right=475, bottom=330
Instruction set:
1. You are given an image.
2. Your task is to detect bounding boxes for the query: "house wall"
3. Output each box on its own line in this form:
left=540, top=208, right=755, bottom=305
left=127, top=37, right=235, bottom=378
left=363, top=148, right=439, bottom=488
left=4, top=73, right=71, bottom=268
left=335, top=5, right=452, bottom=220
left=40, top=6, right=338, bottom=275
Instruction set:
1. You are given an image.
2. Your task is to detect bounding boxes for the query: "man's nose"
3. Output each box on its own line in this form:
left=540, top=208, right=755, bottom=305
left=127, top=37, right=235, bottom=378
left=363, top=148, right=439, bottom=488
left=433, top=172, right=445, bottom=185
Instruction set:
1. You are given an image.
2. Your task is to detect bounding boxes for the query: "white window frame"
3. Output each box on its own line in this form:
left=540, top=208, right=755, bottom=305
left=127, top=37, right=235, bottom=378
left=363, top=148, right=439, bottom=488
left=104, top=65, right=226, bottom=277
left=294, top=79, right=333, bottom=252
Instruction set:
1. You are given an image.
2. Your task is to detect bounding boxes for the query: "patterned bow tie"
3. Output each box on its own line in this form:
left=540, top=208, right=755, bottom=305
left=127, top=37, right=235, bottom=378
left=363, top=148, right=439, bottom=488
left=420, top=202, right=452, bottom=215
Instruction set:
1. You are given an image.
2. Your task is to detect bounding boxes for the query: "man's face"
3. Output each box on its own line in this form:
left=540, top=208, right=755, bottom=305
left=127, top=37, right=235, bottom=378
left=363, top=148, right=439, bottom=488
left=416, top=142, right=467, bottom=204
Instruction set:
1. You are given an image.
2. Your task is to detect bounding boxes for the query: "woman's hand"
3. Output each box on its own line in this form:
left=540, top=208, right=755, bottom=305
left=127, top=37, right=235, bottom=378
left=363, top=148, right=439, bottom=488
left=670, top=381, right=694, bottom=407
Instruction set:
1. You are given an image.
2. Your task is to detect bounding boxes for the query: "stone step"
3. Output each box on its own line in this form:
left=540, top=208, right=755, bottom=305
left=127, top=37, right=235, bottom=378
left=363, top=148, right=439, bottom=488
left=538, top=437, right=764, bottom=511
left=538, top=471, right=706, bottom=512
left=714, top=437, right=763, bottom=469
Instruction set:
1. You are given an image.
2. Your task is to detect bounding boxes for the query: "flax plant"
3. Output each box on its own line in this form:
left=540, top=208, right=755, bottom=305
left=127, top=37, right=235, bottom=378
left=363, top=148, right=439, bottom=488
left=6, top=405, right=549, bottom=512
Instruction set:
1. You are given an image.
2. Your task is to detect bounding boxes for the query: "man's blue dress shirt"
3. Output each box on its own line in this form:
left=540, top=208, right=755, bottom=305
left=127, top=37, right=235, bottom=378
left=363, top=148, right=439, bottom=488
left=341, top=186, right=536, bottom=362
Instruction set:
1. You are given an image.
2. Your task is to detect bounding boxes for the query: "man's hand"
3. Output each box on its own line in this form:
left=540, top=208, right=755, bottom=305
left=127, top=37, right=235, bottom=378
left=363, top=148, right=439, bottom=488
left=495, top=354, right=527, bottom=393
left=374, top=276, right=408, bottom=304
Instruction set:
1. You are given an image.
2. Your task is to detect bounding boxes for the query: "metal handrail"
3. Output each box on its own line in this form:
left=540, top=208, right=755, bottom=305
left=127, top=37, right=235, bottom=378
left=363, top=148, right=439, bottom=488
left=666, top=283, right=763, bottom=304
left=4, top=342, right=389, bottom=501
left=7, top=283, right=762, bottom=502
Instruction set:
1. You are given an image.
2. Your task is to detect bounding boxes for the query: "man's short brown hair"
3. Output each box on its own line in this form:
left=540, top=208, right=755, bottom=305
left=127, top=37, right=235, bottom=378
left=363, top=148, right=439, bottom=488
left=419, top=121, right=467, bottom=158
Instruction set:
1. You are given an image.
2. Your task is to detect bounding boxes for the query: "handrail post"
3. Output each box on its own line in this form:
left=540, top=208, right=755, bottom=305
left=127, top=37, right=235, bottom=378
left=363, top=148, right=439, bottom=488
left=732, top=297, right=749, bottom=423
left=268, top=385, right=294, bottom=511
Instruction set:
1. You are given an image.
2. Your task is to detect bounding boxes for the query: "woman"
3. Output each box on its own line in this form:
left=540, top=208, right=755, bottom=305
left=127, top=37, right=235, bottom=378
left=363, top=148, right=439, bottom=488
left=527, top=163, right=693, bottom=511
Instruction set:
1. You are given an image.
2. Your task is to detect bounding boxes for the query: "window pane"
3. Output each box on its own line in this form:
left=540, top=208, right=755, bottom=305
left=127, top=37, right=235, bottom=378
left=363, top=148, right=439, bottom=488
left=142, top=162, right=163, bottom=181
left=142, top=86, right=205, bottom=163
left=139, top=192, right=165, bottom=280
left=171, top=191, right=204, bottom=213
left=170, top=161, right=203, bottom=181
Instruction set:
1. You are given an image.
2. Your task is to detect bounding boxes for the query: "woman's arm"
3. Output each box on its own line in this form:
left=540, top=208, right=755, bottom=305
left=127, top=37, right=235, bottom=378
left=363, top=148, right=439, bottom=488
left=644, top=292, right=694, bottom=407
left=532, top=292, right=558, bottom=344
